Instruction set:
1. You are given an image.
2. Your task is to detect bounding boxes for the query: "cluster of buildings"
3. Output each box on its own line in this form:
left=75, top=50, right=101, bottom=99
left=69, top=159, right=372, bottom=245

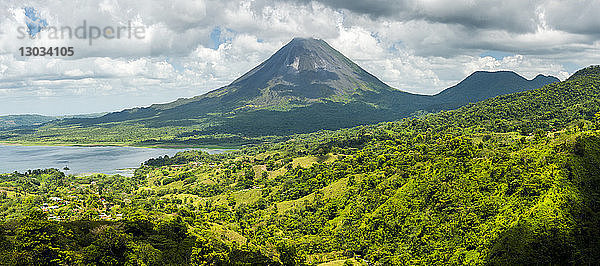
left=39, top=195, right=123, bottom=221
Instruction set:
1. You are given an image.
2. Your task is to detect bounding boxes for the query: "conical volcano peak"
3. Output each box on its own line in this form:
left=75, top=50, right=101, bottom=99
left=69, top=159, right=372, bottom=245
left=281, top=38, right=340, bottom=72
left=288, top=37, right=324, bottom=45
left=227, top=37, right=395, bottom=102
left=261, top=37, right=347, bottom=73
left=286, top=37, right=330, bottom=49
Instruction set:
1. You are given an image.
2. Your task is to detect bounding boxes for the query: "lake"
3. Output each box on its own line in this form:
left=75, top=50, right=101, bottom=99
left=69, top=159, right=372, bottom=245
left=0, top=144, right=230, bottom=176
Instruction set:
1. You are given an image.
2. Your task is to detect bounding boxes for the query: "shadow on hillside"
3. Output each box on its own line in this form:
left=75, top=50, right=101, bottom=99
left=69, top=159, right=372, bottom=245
left=486, top=134, right=600, bottom=265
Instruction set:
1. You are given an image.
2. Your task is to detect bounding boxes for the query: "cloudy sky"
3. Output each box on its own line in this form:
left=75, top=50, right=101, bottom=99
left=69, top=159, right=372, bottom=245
left=1, top=0, right=599, bottom=115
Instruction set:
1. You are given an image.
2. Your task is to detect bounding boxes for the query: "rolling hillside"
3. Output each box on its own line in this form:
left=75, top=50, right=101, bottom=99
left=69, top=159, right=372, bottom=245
left=0, top=113, right=108, bottom=130
left=0, top=115, right=55, bottom=129
left=1, top=65, right=598, bottom=265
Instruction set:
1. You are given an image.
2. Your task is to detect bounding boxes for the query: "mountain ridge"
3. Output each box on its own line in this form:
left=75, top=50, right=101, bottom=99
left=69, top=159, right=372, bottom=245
left=431, top=70, right=560, bottom=110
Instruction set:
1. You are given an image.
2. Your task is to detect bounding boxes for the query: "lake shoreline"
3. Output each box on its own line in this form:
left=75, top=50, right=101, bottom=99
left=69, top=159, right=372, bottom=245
left=0, top=144, right=231, bottom=176
left=0, top=141, right=241, bottom=150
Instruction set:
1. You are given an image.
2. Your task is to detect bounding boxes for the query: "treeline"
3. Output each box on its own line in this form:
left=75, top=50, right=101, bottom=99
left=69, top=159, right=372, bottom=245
left=0, top=210, right=284, bottom=265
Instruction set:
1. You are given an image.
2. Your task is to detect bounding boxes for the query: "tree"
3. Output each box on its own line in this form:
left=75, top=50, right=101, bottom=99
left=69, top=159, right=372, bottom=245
left=276, top=241, right=305, bottom=266
left=83, top=226, right=130, bottom=265
left=12, top=210, right=72, bottom=265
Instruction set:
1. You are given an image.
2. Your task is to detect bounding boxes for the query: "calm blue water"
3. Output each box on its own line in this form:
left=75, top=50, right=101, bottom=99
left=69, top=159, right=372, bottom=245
left=0, top=145, right=229, bottom=176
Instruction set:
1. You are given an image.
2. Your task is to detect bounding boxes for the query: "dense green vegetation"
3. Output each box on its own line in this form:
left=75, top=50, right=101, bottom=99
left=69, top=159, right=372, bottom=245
left=0, top=66, right=599, bottom=265
left=0, top=210, right=277, bottom=265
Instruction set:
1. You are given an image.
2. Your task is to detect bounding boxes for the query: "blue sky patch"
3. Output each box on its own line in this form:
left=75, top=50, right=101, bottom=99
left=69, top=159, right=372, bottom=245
left=24, top=7, right=48, bottom=37
left=209, top=27, right=235, bottom=49
left=479, top=51, right=515, bottom=60
left=562, top=62, right=581, bottom=73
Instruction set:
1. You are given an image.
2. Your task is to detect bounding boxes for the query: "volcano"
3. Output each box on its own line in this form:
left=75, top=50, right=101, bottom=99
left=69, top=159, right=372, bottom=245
left=54, top=38, right=558, bottom=137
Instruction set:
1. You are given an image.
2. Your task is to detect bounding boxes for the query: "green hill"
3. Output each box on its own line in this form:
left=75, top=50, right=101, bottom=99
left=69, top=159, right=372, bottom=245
left=0, top=113, right=108, bottom=130
left=1, top=66, right=599, bottom=265
left=567, top=65, right=600, bottom=80
left=432, top=71, right=559, bottom=110
left=0, top=114, right=55, bottom=129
